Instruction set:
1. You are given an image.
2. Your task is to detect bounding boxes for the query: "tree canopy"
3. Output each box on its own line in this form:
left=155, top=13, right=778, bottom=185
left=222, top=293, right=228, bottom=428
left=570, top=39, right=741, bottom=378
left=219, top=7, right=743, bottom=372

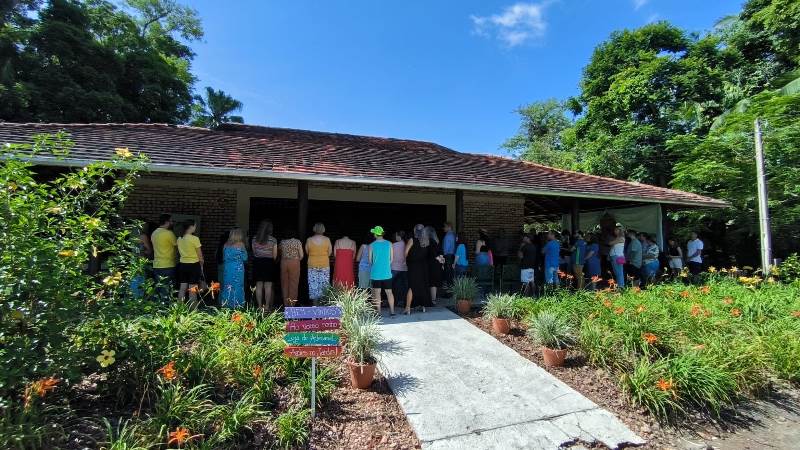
left=0, top=0, right=242, bottom=126
left=508, top=0, right=800, bottom=263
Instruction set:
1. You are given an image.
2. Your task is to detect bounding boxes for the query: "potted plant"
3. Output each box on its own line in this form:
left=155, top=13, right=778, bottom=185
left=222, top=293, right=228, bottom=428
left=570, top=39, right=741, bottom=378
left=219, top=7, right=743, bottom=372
left=482, top=293, right=520, bottom=335
left=333, top=286, right=372, bottom=346
left=451, top=277, right=479, bottom=314
left=526, top=311, right=574, bottom=367
left=345, top=313, right=382, bottom=389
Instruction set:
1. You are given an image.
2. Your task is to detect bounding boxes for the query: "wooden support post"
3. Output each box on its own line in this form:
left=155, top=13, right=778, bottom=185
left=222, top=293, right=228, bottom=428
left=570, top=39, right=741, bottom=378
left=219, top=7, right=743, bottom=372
left=297, top=181, right=308, bottom=239
left=570, top=199, right=580, bottom=234
left=455, top=189, right=464, bottom=232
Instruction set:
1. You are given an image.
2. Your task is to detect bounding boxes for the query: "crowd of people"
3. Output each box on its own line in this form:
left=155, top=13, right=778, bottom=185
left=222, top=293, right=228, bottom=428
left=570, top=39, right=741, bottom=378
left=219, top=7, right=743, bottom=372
left=515, top=227, right=705, bottom=293
left=134, top=213, right=706, bottom=310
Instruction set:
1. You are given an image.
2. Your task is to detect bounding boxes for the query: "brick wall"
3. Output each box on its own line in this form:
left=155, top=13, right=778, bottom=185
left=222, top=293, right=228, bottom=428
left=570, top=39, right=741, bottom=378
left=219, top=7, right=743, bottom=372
left=462, top=193, right=526, bottom=262
left=122, top=177, right=239, bottom=279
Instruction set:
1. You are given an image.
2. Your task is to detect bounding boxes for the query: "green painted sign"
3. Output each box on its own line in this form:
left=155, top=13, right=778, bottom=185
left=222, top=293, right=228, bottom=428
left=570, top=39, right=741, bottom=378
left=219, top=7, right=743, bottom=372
left=284, top=332, right=340, bottom=346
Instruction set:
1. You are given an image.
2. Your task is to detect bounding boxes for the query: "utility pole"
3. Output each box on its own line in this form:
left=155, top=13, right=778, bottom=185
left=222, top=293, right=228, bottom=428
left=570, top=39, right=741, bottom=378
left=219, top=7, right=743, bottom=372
left=754, top=119, right=773, bottom=275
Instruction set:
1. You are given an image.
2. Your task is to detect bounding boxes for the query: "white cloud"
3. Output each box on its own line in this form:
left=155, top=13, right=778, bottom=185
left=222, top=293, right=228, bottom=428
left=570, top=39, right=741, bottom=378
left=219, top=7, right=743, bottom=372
left=471, top=2, right=550, bottom=47
left=633, top=0, right=649, bottom=10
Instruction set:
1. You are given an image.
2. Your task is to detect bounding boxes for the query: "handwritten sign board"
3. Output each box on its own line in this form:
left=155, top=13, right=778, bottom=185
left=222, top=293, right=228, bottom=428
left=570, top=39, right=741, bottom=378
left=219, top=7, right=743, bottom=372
left=283, top=345, right=342, bottom=358
left=284, top=332, right=340, bottom=346
left=283, top=306, right=344, bottom=417
left=284, top=306, right=342, bottom=320
left=286, top=319, right=340, bottom=332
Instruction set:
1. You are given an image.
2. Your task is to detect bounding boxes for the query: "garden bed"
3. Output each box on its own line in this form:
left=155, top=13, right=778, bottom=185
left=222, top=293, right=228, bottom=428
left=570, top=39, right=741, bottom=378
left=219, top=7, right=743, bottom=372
left=311, top=359, right=420, bottom=450
left=460, top=276, right=800, bottom=449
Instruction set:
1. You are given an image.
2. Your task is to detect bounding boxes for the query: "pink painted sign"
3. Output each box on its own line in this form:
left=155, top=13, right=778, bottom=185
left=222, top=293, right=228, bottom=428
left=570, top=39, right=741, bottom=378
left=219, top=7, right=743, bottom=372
left=285, top=319, right=341, bottom=332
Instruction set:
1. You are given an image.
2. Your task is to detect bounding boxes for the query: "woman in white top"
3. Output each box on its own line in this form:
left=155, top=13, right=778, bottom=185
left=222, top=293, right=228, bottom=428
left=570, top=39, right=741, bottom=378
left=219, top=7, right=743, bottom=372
left=608, top=226, right=626, bottom=288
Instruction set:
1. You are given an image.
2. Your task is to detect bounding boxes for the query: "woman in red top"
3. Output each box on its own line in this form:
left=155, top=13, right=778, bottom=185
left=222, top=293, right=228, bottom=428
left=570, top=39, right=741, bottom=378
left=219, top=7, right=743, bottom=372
left=332, top=235, right=356, bottom=288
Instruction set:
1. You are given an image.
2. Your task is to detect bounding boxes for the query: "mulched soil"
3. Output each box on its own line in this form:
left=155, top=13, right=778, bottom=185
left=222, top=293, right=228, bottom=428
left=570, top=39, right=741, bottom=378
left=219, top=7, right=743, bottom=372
left=310, top=358, right=421, bottom=450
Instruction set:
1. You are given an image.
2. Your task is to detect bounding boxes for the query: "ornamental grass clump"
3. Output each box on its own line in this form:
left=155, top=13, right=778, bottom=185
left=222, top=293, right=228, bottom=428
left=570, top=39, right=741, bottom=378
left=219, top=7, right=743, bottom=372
left=345, top=313, right=382, bottom=365
left=331, top=286, right=374, bottom=336
left=526, top=312, right=575, bottom=350
left=451, top=277, right=479, bottom=302
left=482, top=293, right=522, bottom=320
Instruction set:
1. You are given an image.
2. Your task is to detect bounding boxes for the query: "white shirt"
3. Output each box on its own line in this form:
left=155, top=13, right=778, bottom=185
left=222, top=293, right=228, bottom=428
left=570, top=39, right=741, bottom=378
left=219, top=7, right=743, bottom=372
left=687, top=238, right=703, bottom=263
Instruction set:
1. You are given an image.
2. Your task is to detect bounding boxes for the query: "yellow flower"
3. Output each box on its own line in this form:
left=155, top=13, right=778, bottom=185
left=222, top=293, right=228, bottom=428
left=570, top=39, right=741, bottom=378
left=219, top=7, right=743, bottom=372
left=720, top=268, right=729, bottom=273
left=45, top=206, right=63, bottom=214
left=84, top=217, right=102, bottom=229
left=96, top=349, right=116, bottom=367
left=114, top=147, right=133, bottom=158
left=770, top=266, right=780, bottom=276
left=767, top=277, right=776, bottom=284
left=7, top=181, right=18, bottom=191
left=707, top=266, right=717, bottom=273
left=102, top=272, right=123, bottom=286
left=58, top=249, right=76, bottom=257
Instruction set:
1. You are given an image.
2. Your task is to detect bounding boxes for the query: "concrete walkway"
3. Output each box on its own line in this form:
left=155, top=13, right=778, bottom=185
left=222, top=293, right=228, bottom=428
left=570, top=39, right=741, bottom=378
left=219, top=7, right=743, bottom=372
left=378, top=307, right=645, bottom=450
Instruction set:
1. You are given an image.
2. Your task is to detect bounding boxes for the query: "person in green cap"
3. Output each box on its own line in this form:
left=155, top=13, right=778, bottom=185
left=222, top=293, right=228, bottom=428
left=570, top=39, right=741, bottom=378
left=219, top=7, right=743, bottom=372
left=369, top=225, right=396, bottom=316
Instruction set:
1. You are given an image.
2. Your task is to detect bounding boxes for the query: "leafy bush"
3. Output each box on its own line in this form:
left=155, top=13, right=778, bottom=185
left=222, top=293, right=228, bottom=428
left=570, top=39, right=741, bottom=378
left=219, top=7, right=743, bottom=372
left=275, top=408, right=310, bottom=449
left=778, top=253, right=800, bottom=283
left=482, top=293, right=522, bottom=320
left=531, top=276, right=800, bottom=421
left=526, top=312, right=574, bottom=350
left=450, top=277, right=479, bottom=302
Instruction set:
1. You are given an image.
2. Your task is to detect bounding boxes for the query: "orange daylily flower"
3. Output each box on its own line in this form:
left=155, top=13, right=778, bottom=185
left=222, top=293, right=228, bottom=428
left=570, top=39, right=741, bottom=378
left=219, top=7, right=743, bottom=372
left=24, top=376, right=60, bottom=406
left=231, top=312, right=243, bottom=323
left=642, top=333, right=658, bottom=344
left=792, top=311, right=800, bottom=318
left=731, top=308, right=742, bottom=317
left=253, top=365, right=263, bottom=379
left=607, top=278, right=617, bottom=289
left=613, top=306, right=625, bottom=315
left=209, top=281, right=220, bottom=292
left=157, top=361, right=177, bottom=381
left=694, top=344, right=706, bottom=350
left=168, top=427, right=191, bottom=446
left=631, top=287, right=641, bottom=294
left=244, top=321, right=255, bottom=331
left=699, top=285, right=711, bottom=295
left=656, top=378, right=675, bottom=392
left=591, top=275, right=602, bottom=283
left=680, top=290, right=691, bottom=299
left=690, top=304, right=703, bottom=317
left=722, top=297, right=734, bottom=305
left=557, top=270, right=566, bottom=279
left=602, top=299, right=613, bottom=308
left=636, top=305, right=646, bottom=314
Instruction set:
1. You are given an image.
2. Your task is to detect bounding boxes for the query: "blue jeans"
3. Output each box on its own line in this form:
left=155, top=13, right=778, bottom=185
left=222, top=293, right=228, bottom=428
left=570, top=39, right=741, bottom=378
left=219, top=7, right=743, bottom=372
left=545, top=265, right=559, bottom=285
left=642, top=260, right=659, bottom=287
left=610, top=259, right=625, bottom=288
left=152, top=267, right=176, bottom=301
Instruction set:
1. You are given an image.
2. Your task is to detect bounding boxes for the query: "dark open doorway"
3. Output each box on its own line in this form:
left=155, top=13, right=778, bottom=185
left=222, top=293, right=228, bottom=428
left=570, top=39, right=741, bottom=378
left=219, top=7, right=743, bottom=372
left=248, top=197, right=447, bottom=304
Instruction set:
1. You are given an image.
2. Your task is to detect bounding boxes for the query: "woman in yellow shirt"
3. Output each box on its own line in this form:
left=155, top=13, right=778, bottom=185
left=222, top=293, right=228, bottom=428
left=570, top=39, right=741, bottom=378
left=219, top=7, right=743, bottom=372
left=177, top=219, right=203, bottom=302
left=305, top=222, right=332, bottom=304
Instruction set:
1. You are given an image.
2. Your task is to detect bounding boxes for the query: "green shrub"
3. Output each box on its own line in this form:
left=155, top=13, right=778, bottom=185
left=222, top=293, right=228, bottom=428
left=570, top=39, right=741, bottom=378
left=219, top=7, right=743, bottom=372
left=526, top=312, right=574, bottom=349
left=275, top=408, right=310, bottom=449
left=297, top=365, right=337, bottom=406
left=345, top=313, right=382, bottom=365
left=778, top=253, right=800, bottom=283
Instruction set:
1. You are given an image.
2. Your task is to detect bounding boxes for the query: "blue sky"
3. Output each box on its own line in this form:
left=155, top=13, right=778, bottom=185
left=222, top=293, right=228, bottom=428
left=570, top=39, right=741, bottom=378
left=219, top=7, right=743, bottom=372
left=190, top=0, right=740, bottom=155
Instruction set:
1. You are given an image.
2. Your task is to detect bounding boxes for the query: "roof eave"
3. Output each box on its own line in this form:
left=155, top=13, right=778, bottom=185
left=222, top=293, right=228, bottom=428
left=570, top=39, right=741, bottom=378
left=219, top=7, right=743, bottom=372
left=26, top=156, right=730, bottom=209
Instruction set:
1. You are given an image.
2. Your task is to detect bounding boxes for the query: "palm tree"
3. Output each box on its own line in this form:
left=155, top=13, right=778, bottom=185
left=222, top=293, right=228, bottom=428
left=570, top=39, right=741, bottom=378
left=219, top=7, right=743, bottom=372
left=191, top=87, right=244, bottom=129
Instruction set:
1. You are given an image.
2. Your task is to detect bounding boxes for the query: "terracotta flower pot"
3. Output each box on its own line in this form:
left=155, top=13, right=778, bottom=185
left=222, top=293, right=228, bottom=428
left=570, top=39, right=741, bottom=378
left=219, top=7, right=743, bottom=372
left=541, top=346, right=567, bottom=367
left=492, top=317, right=512, bottom=335
left=347, top=360, right=376, bottom=389
left=456, top=299, right=471, bottom=314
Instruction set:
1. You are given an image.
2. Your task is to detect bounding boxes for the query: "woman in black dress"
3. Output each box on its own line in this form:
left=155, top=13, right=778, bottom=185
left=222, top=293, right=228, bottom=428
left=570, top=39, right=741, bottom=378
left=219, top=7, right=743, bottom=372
left=426, top=225, right=444, bottom=304
left=404, top=224, right=432, bottom=313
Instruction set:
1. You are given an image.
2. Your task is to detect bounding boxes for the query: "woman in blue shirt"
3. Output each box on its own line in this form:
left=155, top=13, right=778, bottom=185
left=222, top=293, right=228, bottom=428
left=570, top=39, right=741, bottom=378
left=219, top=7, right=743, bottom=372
left=542, top=231, right=561, bottom=286
left=369, top=226, right=395, bottom=316
left=584, top=233, right=601, bottom=284
left=453, top=233, right=469, bottom=278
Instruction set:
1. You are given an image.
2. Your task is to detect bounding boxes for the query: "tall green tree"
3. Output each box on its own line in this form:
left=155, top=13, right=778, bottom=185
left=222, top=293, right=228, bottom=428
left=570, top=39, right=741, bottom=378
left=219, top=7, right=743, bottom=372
left=190, top=86, right=244, bottom=129
left=502, top=99, right=578, bottom=170
left=0, top=0, right=202, bottom=123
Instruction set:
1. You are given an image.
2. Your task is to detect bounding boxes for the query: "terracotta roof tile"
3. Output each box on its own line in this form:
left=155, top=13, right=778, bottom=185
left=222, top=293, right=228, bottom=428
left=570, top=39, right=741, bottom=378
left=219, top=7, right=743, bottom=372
left=0, top=122, right=727, bottom=208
